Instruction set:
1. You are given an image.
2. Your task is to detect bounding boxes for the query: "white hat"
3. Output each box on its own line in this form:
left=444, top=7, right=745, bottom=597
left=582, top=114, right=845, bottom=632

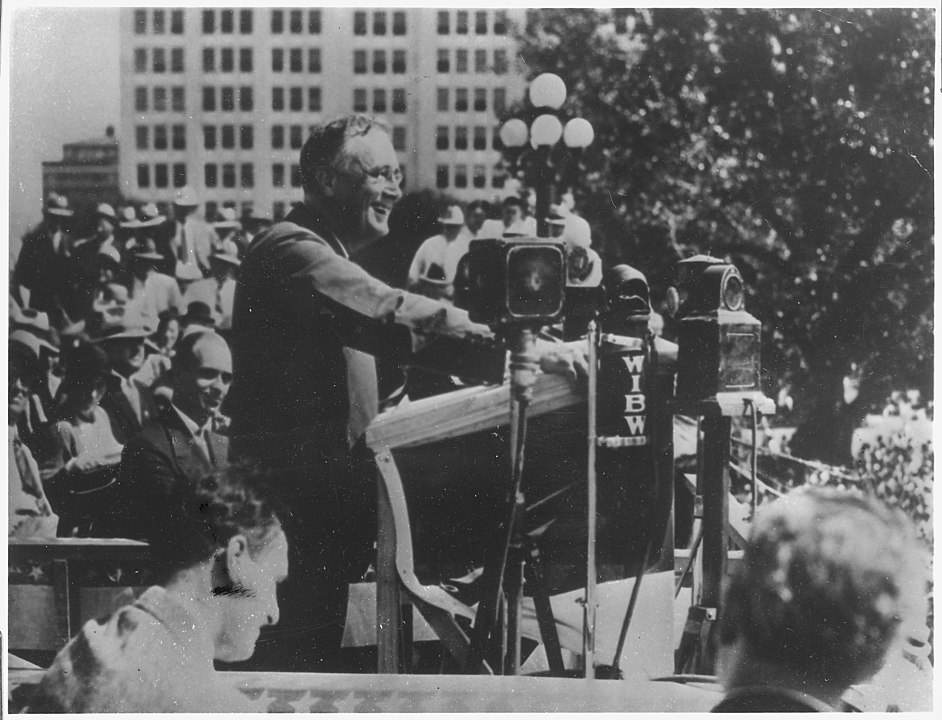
left=44, top=193, right=73, bottom=217
left=562, top=215, right=592, bottom=250
left=438, top=205, right=465, bottom=226
left=212, top=206, right=242, bottom=229
left=173, top=186, right=200, bottom=207
left=96, top=203, right=118, bottom=222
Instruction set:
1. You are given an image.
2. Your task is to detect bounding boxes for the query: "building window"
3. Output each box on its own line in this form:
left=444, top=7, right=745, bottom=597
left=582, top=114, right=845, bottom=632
left=437, top=11, right=449, bottom=34
left=392, top=88, right=406, bottom=113
left=221, top=86, right=235, bottom=112
left=456, top=50, right=468, bottom=74
left=202, top=10, right=214, bottom=34
left=173, top=163, right=187, bottom=188
left=436, top=125, right=449, bottom=150
left=473, top=165, right=486, bottom=188
left=436, top=164, right=449, bottom=189
left=373, top=51, right=386, bottom=74
left=221, top=48, right=234, bottom=73
left=221, top=125, right=235, bottom=149
left=455, top=126, right=468, bottom=150
left=455, top=88, right=468, bottom=112
left=204, top=126, right=217, bottom=149
left=354, top=51, right=367, bottom=74
left=494, top=49, right=508, bottom=75
left=134, top=48, right=147, bottom=73
left=454, top=164, right=468, bottom=188
left=272, top=49, right=283, bottom=72
left=271, top=10, right=283, bottom=34
left=205, top=201, right=218, bottom=219
left=493, top=88, right=507, bottom=114
left=153, top=9, right=165, bottom=34
left=289, top=87, right=303, bottom=111
left=272, top=87, right=284, bottom=111
left=492, top=123, right=503, bottom=150
left=308, top=87, right=322, bottom=112
left=153, top=125, right=168, bottom=150
left=271, top=125, right=284, bottom=149
left=222, top=163, right=236, bottom=188
left=309, top=10, right=322, bottom=33
left=495, top=11, right=508, bottom=34
left=435, top=88, right=449, bottom=113
left=353, top=88, right=367, bottom=112
left=153, top=47, right=166, bottom=73
left=135, top=126, right=148, bottom=150
left=373, top=89, right=387, bottom=113
left=392, top=126, right=406, bottom=151
left=392, top=50, right=406, bottom=74
left=393, top=11, right=406, bottom=35
left=240, top=48, right=253, bottom=73
left=290, top=10, right=302, bottom=33
left=475, top=49, right=487, bottom=73
left=171, top=48, right=184, bottom=72
left=308, top=49, right=321, bottom=73
left=155, top=163, right=169, bottom=188
left=202, top=48, right=215, bottom=73
left=135, top=86, right=148, bottom=111
left=221, top=9, right=234, bottom=33
left=437, top=49, right=449, bottom=73
left=474, top=126, right=487, bottom=150
left=283, top=48, right=298, bottom=73
left=476, top=11, right=488, bottom=34
left=290, top=164, right=302, bottom=187
left=492, top=170, right=506, bottom=189
left=137, top=163, right=150, bottom=187
left=153, top=87, right=167, bottom=112
left=239, top=86, right=253, bottom=111
left=134, top=10, right=146, bottom=34
left=457, top=11, right=468, bottom=34
left=373, top=11, right=386, bottom=35
left=240, top=125, right=253, bottom=149
left=474, top=88, right=487, bottom=112
left=241, top=164, right=254, bottom=188
left=290, top=125, right=303, bottom=149
left=272, top=163, right=285, bottom=188
left=273, top=201, right=286, bottom=220
left=202, top=87, right=215, bottom=111
left=239, top=9, right=253, bottom=33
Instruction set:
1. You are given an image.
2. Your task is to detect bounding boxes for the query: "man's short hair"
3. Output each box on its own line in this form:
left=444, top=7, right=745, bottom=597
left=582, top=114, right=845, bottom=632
left=466, top=200, right=491, bottom=216
left=299, top=114, right=390, bottom=195
left=720, top=486, right=926, bottom=687
left=172, top=330, right=229, bottom=373
left=501, top=195, right=524, bottom=210
left=149, top=463, right=283, bottom=575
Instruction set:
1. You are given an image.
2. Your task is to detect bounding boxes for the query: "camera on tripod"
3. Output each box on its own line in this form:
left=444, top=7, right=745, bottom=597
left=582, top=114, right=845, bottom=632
left=454, top=237, right=567, bottom=328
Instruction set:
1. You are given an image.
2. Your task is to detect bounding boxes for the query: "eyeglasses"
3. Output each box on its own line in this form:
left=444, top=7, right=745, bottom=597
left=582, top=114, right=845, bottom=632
left=360, top=163, right=403, bottom=188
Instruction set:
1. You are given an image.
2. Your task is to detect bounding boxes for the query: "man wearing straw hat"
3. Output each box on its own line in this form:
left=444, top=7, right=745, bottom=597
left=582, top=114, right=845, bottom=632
left=183, top=247, right=241, bottom=334
left=407, top=204, right=470, bottom=302
left=127, top=236, right=185, bottom=325
left=168, top=187, right=214, bottom=284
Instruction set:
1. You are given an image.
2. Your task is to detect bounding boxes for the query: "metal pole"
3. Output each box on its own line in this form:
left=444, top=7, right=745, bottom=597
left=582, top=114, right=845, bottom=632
left=583, top=321, right=599, bottom=678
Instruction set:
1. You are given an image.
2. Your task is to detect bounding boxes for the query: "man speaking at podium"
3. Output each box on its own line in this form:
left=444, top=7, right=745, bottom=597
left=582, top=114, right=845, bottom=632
left=227, top=114, right=586, bottom=672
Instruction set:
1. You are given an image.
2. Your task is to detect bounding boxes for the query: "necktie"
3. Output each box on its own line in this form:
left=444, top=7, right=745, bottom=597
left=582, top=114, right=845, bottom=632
left=178, top=223, right=189, bottom=263
left=123, top=377, right=142, bottom=423
left=201, top=427, right=216, bottom=466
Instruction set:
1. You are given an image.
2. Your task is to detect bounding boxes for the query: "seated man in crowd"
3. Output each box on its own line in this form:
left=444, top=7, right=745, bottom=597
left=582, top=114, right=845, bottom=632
left=713, top=486, right=926, bottom=713
left=25, top=464, right=288, bottom=713
left=118, top=331, right=232, bottom=540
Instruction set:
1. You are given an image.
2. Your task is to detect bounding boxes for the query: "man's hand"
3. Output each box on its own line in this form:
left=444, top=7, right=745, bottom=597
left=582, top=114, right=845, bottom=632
left=537, top=342, right=589, bottom=382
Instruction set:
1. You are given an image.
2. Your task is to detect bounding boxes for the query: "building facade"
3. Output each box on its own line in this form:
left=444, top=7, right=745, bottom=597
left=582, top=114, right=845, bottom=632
left=118, top=7, right=528, bottom=221
left=42, top=127, right=121, bottom=211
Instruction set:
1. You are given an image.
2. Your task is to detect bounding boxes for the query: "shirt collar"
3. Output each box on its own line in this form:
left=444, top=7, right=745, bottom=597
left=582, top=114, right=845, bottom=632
left=172, top=404, right=212, bottom=438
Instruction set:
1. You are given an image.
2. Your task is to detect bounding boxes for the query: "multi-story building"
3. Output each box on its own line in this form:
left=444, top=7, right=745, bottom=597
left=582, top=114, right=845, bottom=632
left=118, top=7, right=527, bottom=221
left=42, top=126, right=121, bottom=211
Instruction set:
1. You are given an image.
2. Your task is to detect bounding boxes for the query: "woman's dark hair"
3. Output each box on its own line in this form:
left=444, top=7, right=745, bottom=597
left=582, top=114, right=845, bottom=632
left=55, top=342, right=111, bottom=420
left=149, top=462, right=283, bottom=576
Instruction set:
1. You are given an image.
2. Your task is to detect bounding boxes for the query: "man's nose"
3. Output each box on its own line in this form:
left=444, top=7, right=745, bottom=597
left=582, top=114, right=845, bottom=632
left=265, top=596, right=280, bottom=627
left=383, top=182, right=402, bottom=202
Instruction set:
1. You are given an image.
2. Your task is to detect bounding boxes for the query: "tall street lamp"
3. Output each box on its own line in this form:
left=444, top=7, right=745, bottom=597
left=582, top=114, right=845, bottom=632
left=499, top=73, right=595, bottom=238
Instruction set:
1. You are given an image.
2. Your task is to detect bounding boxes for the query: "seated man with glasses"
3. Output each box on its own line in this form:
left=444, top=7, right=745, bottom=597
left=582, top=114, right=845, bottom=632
left=227, top=113, right=588, bottom=672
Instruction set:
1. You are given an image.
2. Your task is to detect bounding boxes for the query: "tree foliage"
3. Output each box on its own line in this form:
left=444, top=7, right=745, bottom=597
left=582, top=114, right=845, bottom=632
left=514, top=8, right=934, bottom=416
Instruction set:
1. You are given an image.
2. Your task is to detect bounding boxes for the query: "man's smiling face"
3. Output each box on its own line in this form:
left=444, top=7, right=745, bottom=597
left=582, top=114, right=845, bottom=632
left=332, top=128, right=403, bottom=244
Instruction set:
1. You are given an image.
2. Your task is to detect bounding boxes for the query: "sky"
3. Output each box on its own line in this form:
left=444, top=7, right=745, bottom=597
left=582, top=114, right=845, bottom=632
left=5, top=6, right=121, bottom=262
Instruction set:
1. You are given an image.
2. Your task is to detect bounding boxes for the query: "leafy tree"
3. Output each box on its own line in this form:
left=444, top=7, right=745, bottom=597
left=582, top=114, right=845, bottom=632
left=514, top=8, right=933, bottom=423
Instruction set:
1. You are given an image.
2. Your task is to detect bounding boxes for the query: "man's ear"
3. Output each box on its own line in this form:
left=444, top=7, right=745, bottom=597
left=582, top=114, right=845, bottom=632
left=315, top=166, right=336, bottom=198
left=224, top=534, right=250, bottom=583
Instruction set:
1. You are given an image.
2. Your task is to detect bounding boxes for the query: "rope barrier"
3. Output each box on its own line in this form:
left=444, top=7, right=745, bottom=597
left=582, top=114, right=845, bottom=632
left=729, top=435, right=861, bottom=483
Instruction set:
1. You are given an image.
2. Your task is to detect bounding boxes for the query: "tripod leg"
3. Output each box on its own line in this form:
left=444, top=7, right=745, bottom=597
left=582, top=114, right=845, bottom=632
left=527, top=542, right=566, bottom=675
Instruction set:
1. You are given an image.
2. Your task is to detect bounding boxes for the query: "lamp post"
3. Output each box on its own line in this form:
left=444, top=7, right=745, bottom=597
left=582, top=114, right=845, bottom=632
left=499, top=73, right=595, bottom=238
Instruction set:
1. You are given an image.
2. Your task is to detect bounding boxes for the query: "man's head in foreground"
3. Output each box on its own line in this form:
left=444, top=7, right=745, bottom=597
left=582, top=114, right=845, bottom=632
left=153, top=464, right=288, bottom=662
left=718, top=486, right=925, bottom=705
left=171, top=331, right=233, bottom=427
left=300, top=114, right=403, bottom=251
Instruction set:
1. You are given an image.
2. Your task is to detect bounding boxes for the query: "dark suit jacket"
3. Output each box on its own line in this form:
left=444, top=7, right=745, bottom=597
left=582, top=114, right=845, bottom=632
left=100, top=374, right=158, bottom=446
left=117, top=405, right=228, bottom=541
